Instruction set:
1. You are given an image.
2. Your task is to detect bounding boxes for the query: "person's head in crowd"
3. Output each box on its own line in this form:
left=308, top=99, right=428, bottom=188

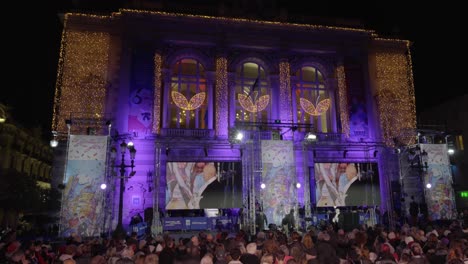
left=246, top=242, right=257, bottom=255
left=230, top=247, right=242, bottom=261
left=90, top=255, right=106, bottom=264
left=145, top=253, right=159, bottom=263
left=260, top=253, right=275, bottom=264
left=290, top=246, right=305, bottom=263
left=200, top=254, right=214, bottom=264
left=302, top=233, right=314, bottom=249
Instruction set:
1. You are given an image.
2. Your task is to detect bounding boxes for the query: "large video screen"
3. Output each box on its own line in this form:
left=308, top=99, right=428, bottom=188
left=165, top=162, right=243, bottom=210
left=315, top=162, right=380, bottom=207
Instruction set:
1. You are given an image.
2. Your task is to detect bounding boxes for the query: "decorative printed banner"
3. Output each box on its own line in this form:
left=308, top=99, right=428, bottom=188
left=60, top=135, right=108, bottom=237
left=420, top=144, right=457, bottom=220
left=261, top=140, right=296, bottom=226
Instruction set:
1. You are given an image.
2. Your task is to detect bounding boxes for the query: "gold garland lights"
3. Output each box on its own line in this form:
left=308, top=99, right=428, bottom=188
left=237, top=93, right=270, bottom=113
left=215, top=57, right=228, bottom=137
left=52, top=29, right=110, bottom=134
left=279, top=61, right=292, bottom=122
left=299, top=98, right=330, bottom=116
left=152, top=53, right=162, bottom=134
left=374, top=41, right=416, bottom=147
left=171, top=91, right=206, bottom=111
left=336, top=65, right=349, bottom=137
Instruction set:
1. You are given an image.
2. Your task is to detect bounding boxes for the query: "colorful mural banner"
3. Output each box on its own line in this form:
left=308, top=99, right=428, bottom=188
left=420, top=144, right=457, bottom=220
left=60, top=135, right=108, bottom=237
left=261, top=140, right=296, bottom=226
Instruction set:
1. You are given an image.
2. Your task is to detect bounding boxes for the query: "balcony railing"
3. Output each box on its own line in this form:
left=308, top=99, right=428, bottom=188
left=160, top=128, right=215, bottom=138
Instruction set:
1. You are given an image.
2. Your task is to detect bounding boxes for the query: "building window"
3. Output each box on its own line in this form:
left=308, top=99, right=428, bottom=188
left=293, top=66, right=331, bottom=132
left=168, top=58, right=208, bottom=129
left=235, top=62, right=270, bottom=122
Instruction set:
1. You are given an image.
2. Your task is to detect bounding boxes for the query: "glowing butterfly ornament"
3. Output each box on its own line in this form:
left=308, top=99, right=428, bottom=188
left=238, top=91, right=270, bottom=113
left=300, top=96, right=331, bottom=116
left=171, top=91, right=206, bottom=110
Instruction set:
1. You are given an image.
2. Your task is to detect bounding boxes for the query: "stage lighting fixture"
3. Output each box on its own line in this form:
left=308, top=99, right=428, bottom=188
left=426, top=183, right=432, bottom=189
left=100, top=183, right=107, bottom=190
left=204, top=147, right=208, bottom=157
left=343, top=150, right=348, bottom=158
left=296, top=183, right=301, bottom=189
left=260, top=183, right=266, bottom=189
left=236, top=131, right=244, bottom=141
left=448, top=148, right=455, bottom=155
left=166, top=147, right=170, bottom=156
left=305, top=132, right=317, bottom=141
left=50, top=131, right=59, bottom=148
left=373, top=150, right=378, bottom=158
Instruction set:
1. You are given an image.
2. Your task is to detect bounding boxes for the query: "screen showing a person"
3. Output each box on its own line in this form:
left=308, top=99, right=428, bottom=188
left=165, top=161, right=243, bottom=210
left=314, top=162, right=380, bottom=207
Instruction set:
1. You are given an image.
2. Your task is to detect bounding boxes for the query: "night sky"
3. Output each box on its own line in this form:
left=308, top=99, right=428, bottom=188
left=3, top=1, right=465, bottom=140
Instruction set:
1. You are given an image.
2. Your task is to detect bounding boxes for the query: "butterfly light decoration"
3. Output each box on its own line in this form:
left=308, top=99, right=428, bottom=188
left=238, top=91, right=270, bottom=113
left=299, top=95, right=331, bottom=116
left=171, top=91, right=206, bottom=110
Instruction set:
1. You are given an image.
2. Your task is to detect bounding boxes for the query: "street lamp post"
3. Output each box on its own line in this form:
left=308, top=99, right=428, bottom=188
left=110, top=141, right=136, bottom=238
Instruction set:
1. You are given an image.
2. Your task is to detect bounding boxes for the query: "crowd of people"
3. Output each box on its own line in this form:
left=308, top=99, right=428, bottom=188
left=2, top=214, right=468, bottom=264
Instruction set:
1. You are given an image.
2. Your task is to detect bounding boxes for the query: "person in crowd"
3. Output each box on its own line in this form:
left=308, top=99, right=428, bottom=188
left=256, top=211, right=268, bottom=232
left=282, top=209, right=295, bottom=236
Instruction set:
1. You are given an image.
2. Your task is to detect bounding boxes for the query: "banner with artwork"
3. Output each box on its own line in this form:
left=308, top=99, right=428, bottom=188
left=60, top=135, right=108, bottom=237
left=420, top=144, right=457, bottom=220
left=261, top=140, right=296, bottom=226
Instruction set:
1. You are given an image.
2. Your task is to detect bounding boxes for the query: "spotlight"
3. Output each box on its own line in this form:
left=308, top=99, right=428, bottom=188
left=448, top=148, right=455, bottom=155
left=100, top=183, right=107, bottom=190
left=343, top=150, right=348, bottom=158
left=426, top=183, right=432, bottom=189
left=236, top=131, right=244, bottom=141
left=106, top=120, right=112, bottom=127
left=296, top=183, right=301, bottom=189
left=50, top=138, right=59, bottom=148
left=50, top=131, right=58, bottom=148
left=165, top=147, right=170, bottom=156
left=127, top=141, right=134, bottom=148
left=373, top=150, right=378, bottom=158
left=260, top=183, right=266, bottom=189
left=305, top=133, right=317, bottom=141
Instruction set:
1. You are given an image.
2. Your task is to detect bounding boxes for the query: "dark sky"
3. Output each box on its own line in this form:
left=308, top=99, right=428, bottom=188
left=3, top=1, right=465, bottom=139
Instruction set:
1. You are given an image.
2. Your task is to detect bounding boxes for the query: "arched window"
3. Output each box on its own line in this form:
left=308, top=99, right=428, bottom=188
left=235, top=62, right=270, bottom=122
left=168, top=58, right=208, bottom=129
left=294, top=66, right=331, bottom=132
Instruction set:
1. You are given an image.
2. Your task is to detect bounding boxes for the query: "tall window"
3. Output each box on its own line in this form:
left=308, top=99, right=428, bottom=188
left=235, top=62, right=270, bottom=122
left=168, top=58, right=208, bottom=129
left=294, top=66, right=331, bottom=132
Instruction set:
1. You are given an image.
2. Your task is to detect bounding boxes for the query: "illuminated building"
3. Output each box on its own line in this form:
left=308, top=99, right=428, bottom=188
left=52, top=7, right=449, bottom=235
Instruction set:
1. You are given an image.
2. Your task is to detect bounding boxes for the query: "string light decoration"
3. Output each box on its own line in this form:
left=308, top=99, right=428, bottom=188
left=152, top=53, right=162, bottom=134
left=120, top=9, right=373, bottom=34
left=238, top=93, right=270, bottom=113
left=279, top=61, right=292, bottom=122
left=299, top=98, right=330, bottom=116
left=52, top=28, right=110, bottom=134
left=336, top=65, right=349, bottom=137
left=171, top=91, right=206, bottom=110
left=215, top=56, right=228, bottom=137
left=374, top=40, right=416, bottom=147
